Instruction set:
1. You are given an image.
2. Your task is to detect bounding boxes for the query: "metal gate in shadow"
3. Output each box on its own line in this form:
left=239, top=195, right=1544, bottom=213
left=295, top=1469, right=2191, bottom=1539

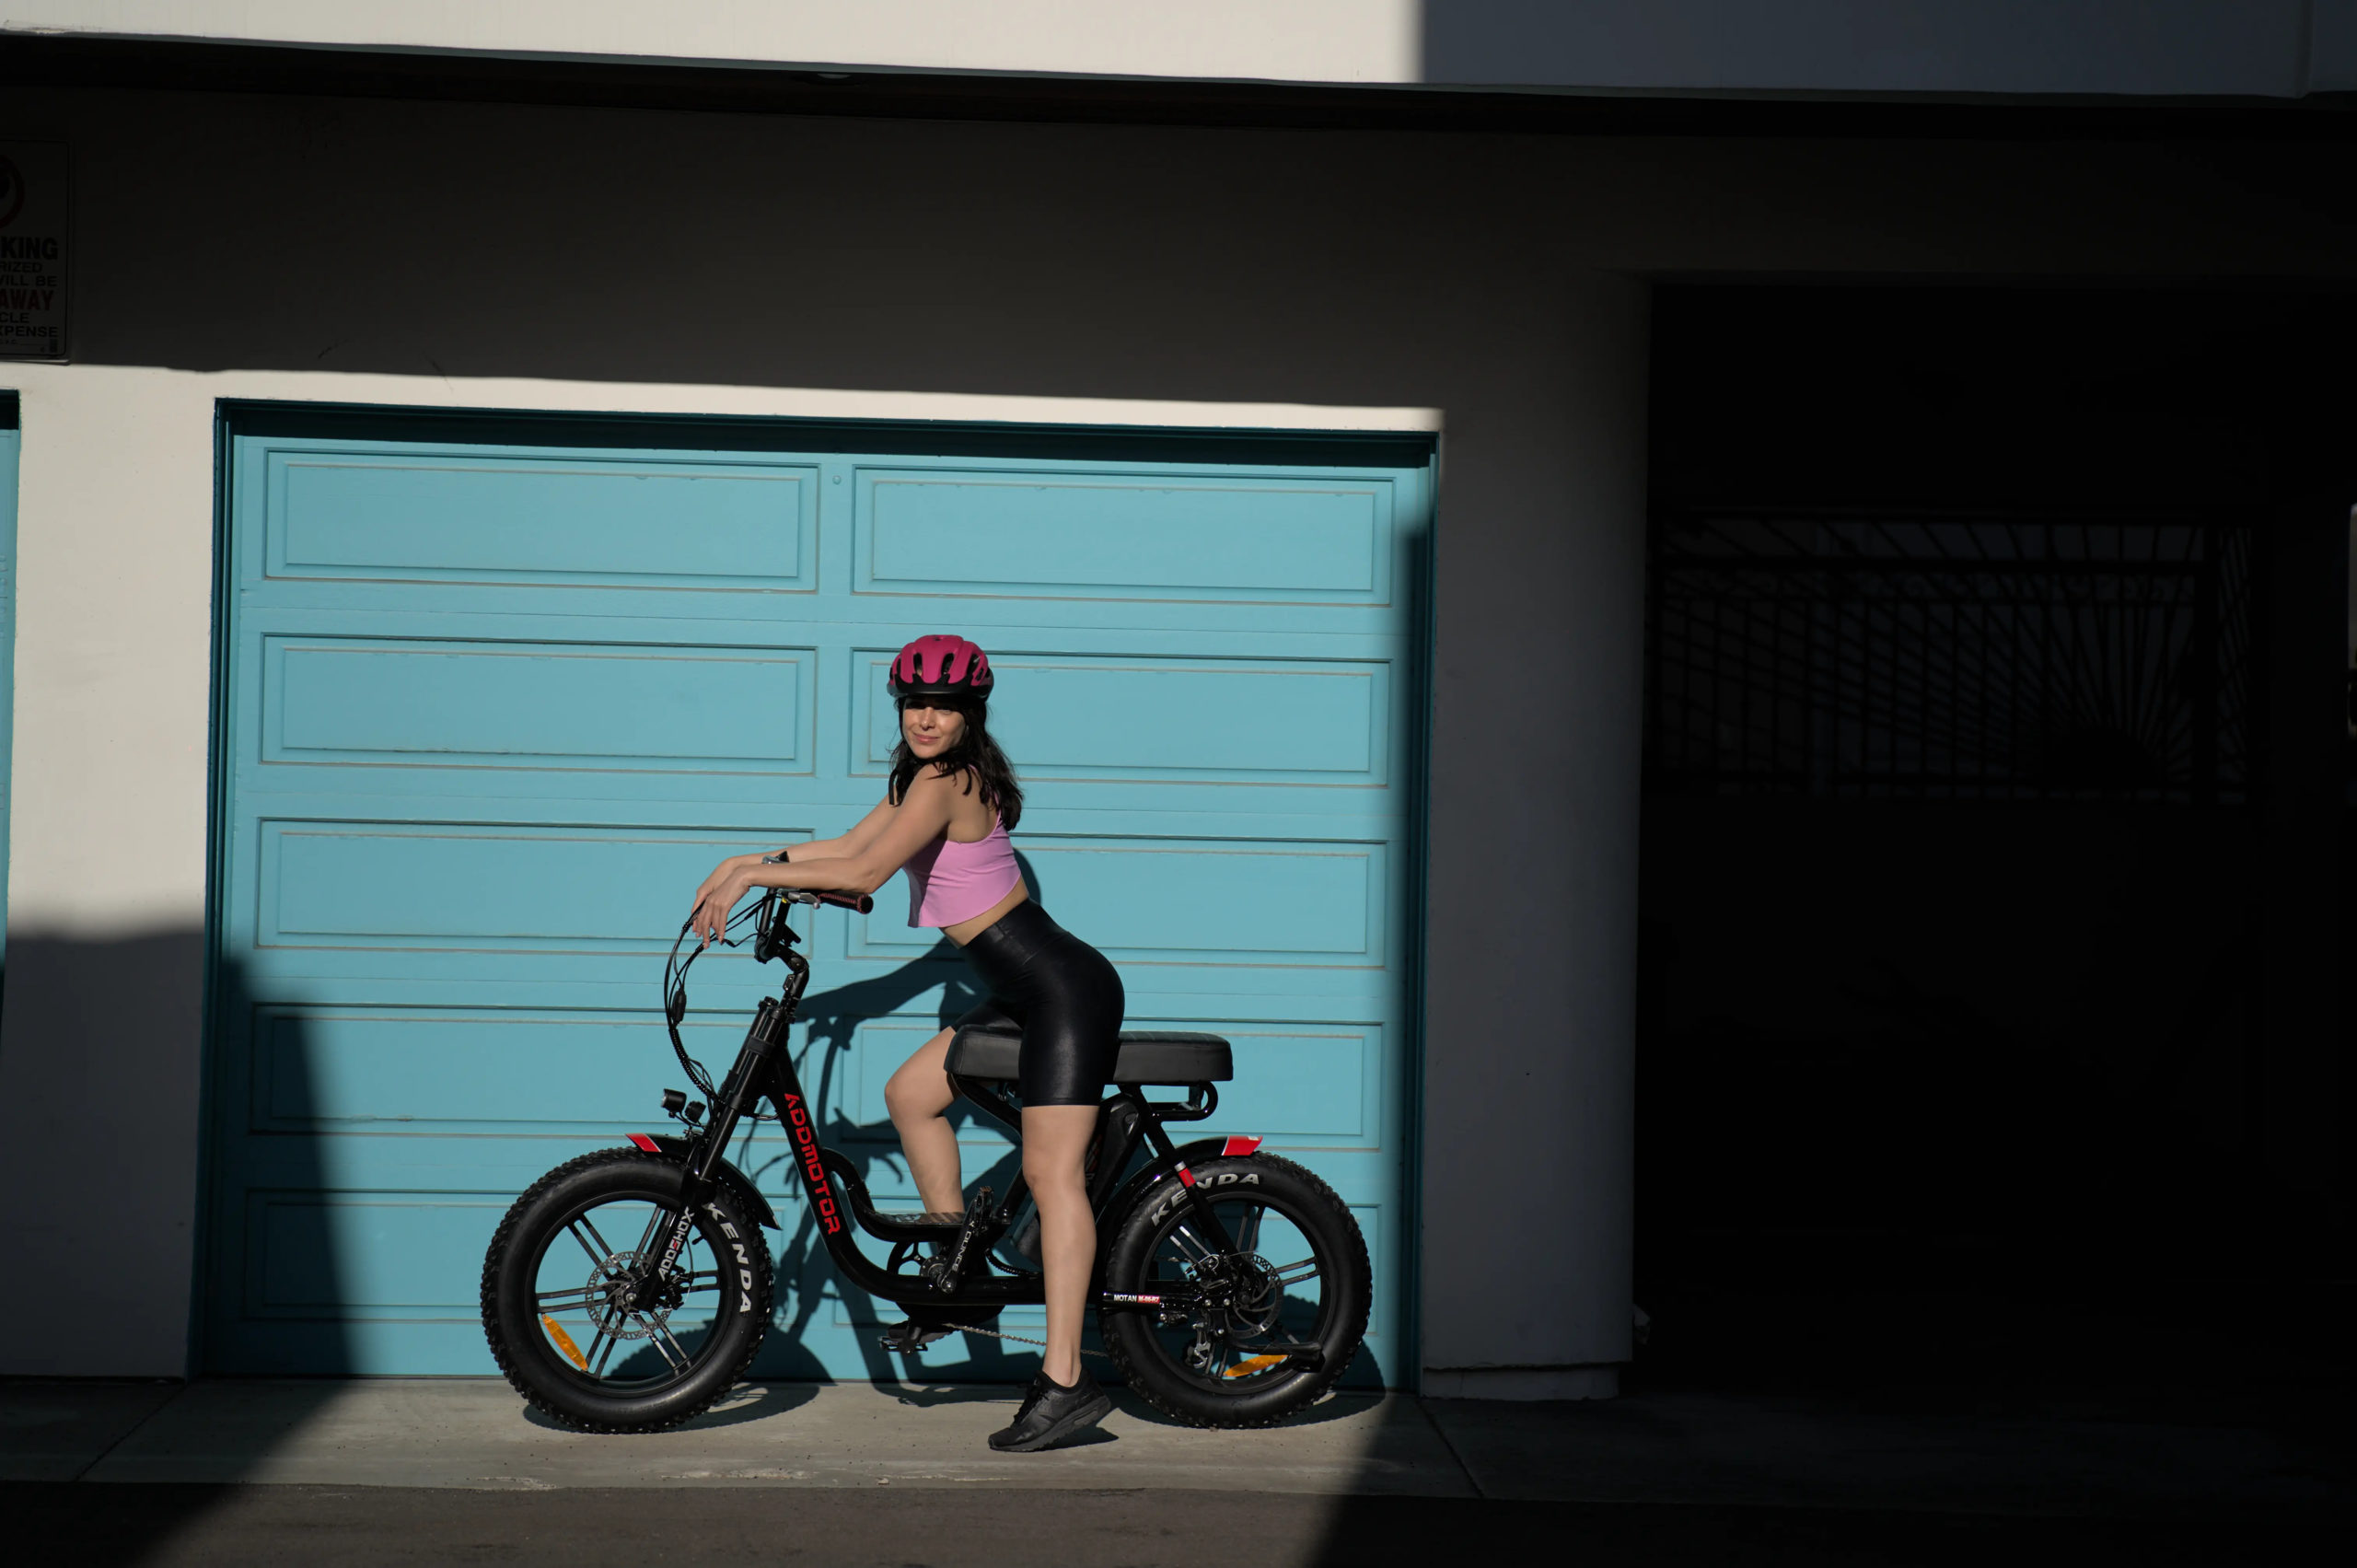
left=1645, top=511, right=2253, bottom=804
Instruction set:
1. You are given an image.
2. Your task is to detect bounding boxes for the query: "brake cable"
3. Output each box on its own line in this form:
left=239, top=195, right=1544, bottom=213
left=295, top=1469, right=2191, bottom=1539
left=660, top=894, right=772, bottom=1109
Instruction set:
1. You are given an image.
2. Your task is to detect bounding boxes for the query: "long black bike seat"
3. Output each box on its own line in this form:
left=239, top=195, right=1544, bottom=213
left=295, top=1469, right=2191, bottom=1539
left=946, top=1025, right=1232, bottom=1084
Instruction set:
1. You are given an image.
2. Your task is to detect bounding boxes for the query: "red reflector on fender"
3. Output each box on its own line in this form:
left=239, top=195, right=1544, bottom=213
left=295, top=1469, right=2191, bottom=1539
left=1221, top=1135, right=1264, bottom=1157
left=628, top=1133, right=660, bottom=1152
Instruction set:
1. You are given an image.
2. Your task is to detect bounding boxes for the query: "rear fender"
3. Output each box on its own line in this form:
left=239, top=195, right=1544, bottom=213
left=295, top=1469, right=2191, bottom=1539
left=626, top=1133, right=782, bottom=1230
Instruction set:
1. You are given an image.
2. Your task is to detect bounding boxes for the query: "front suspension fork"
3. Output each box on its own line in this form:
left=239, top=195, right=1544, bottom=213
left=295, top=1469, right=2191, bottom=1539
left=633, top=995, right=789, bottom=1305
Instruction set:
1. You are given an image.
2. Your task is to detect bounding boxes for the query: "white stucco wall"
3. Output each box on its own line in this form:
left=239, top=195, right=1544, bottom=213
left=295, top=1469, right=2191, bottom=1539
left=7, top=2, right=1423, bottom=83
left=0, top=84, right=2351, bottom=1386
left=8, top=0, right=2355, bottom=95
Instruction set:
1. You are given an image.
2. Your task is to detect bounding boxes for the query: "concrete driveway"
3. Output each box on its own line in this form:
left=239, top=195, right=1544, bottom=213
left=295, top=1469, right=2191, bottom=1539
left=6, top=1377, right=2350, bottom=1565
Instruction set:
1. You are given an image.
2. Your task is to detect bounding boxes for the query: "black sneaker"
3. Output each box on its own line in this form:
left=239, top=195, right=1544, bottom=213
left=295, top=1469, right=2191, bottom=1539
left=987, top=1368, right=1113, bottom=1453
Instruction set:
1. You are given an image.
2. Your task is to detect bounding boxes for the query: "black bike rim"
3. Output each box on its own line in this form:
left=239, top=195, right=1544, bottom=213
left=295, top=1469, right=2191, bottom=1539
left=1132, top=1189, right=1340, bottom=1394
left=523, top=1190, right=736, bottom=1396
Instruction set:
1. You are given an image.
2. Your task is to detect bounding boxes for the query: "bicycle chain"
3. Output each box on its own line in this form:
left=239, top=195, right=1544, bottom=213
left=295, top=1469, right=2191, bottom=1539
left=874, top=1300, right=1116, bottom=1360
left=934, top=1320, right=1113, bottom=1361
left=936, top=1317, right=1263, bottom=1376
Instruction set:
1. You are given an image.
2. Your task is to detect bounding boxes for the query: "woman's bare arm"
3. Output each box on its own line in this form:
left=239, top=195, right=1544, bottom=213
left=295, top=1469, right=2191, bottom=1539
left=784, top=797, right=899, bottom=864
left=689, top=797, right=900, bottom=921
left=690, top=777, right=958, bottom=942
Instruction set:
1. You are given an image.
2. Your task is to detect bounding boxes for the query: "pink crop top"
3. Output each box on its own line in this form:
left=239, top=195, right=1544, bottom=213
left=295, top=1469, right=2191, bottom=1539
left=901, top=817, right=1021, bottom=928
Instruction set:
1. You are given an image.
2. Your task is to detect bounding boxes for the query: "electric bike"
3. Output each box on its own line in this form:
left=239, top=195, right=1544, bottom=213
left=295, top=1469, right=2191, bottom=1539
left=480, top=887, right=1371, bottom=1433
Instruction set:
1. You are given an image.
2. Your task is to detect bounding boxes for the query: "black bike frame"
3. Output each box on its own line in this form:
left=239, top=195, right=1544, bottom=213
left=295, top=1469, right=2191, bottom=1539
left=638, top=893, right=1241, bottom=1318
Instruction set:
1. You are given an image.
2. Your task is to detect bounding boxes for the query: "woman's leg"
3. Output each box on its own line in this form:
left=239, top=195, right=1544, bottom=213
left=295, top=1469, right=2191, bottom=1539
left=884, top=1028, right=964, bottom=1214
left=1021, top=1103, right=1100, bottom=1388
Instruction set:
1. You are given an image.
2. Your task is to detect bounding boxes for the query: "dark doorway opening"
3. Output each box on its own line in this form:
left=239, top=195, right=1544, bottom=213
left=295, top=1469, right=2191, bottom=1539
left=1637, top=285, right=2354, bottom=1409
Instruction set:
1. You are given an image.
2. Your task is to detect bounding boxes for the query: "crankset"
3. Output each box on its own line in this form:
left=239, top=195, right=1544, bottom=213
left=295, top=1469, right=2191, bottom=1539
left=920, top=1186, right=1001, bottom=1294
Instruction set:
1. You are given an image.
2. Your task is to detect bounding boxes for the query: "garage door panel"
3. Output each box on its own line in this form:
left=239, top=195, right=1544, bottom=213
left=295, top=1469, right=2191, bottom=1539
left=232, top=950, right=798, bottom=1005
left=1193, top=1023, right=1387, bottom=1144
left=264, top=637, right=816, bottom=773
left=233, top=1132, right=664, bottom=1193
left=248, top=1007, right=749, bottom=1134
left=267, top=449, right=818, bottom=589
left=258, top=821, right=803, bottom=950
left=1016, top=839, right=1387, bottom=966
left=209, top=423, right=1429, bottom=1383
left=854, top=467, right=1392, bottom=602
left=244, top=1190, right=507, bottom=1315
left=973, top=803, right=1407, bottom=841
left=852, top=651, right=1389, bottom=785
left=234, top=761, right=840, bottom=813
left=848, top=837, right=1386, bottom=966
left=820, top=606, right=1423, bottom=646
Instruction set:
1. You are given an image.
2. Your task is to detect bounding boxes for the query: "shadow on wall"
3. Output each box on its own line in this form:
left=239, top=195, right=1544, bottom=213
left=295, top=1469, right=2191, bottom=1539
left=1628, top=284, right=2356, bottom=1396
left=33, top=89, right=1515, bottom=412
left=1625, top=799, right=2349, bottom=1399
left=1417, top=0, right=2309, bottom=94
left=0, top=905, right=1054, bottom=1547
left=0, top=932, right=218, bottom=1374
left=0, top=935, right=349, bottom=1555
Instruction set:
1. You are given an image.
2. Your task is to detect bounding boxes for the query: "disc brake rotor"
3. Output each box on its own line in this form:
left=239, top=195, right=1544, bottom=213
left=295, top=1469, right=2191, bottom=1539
left=585, top=1249, right=679, bottom=1340
left=1178, top=1249, right=1285, bottom=1370
left=1225, top=1254, right=1283, bottom=1335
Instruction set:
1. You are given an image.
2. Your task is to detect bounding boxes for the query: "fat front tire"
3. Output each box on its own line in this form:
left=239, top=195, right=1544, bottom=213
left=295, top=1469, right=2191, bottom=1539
left=482, top=1148, right=772, bottom=1434
left=1100, top=1154, right=1371, bottom=1429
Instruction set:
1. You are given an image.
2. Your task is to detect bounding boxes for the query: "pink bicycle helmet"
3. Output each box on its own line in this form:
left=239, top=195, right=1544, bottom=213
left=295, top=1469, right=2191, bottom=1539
left=888, top=633, right=995, bottom=703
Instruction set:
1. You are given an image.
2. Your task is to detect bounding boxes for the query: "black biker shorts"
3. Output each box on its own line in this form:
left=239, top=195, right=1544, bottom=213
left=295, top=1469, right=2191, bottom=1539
left=953, top=900, right=1125, bottom=1106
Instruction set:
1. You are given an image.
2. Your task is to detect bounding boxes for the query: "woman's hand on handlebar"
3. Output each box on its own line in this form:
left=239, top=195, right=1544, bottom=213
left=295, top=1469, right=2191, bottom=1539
left=691, top=854, right=761, bottom=920
left=690, top=862, right=753, bottom=947
left=691, top=843, right=884, bottom=939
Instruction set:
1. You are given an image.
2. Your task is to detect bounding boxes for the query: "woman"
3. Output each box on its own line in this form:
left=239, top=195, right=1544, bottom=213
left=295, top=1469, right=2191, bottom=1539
left=688, top=633, right=1123, bottom=1454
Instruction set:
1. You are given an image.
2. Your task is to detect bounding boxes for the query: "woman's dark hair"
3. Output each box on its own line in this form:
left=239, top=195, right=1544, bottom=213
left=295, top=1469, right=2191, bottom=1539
left=888, top=697, right=1023, bottom=831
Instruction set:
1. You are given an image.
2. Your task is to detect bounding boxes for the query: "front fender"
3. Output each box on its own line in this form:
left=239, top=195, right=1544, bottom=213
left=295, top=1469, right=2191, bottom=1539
left=627, top=1133, right=782, bottom=1230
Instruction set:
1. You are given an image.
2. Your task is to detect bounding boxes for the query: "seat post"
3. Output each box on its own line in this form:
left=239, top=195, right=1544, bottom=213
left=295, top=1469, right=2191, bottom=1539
left=1086, top=1094, right=1146, bottom=1208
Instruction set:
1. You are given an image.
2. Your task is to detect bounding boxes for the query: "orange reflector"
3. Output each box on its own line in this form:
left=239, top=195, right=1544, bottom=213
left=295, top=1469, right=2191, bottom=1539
left=541, top=1315, right=590, bottom=1371
left=1223, top=1353, right=1286, bottom=1379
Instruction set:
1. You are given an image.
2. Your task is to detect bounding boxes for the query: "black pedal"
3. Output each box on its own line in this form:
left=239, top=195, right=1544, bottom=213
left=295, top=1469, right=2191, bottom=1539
left=878, top=1303, right=1003, bottom=1356
left=877, top=1319, right=957, bottom=1355
left=923, top=1186, right=997, bottom=1295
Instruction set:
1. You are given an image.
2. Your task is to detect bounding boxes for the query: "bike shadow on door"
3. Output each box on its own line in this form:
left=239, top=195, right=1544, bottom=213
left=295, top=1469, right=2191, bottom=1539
left=742, top=854, right=1051, bottom=1387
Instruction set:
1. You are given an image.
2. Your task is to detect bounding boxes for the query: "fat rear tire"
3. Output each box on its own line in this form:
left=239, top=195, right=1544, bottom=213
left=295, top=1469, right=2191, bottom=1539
left=482, top=1148, right=772, bottom=1434
left=1100, top=1154, right=1370, bottom=1429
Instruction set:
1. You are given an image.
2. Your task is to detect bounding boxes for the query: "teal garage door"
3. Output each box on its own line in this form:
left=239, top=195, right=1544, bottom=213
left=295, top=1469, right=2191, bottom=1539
left=203, top=412, right=1431, bottom=1382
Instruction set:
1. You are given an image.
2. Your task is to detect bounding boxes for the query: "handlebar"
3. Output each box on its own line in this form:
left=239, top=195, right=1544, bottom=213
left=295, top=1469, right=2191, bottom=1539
left=662, top=885, right=873, bottom=1096
left=779, top=889, right=874, bottom=915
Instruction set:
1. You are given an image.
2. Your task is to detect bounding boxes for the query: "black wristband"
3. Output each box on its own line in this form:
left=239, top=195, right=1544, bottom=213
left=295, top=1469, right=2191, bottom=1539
left=761, top=849, right=790, bottom=865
